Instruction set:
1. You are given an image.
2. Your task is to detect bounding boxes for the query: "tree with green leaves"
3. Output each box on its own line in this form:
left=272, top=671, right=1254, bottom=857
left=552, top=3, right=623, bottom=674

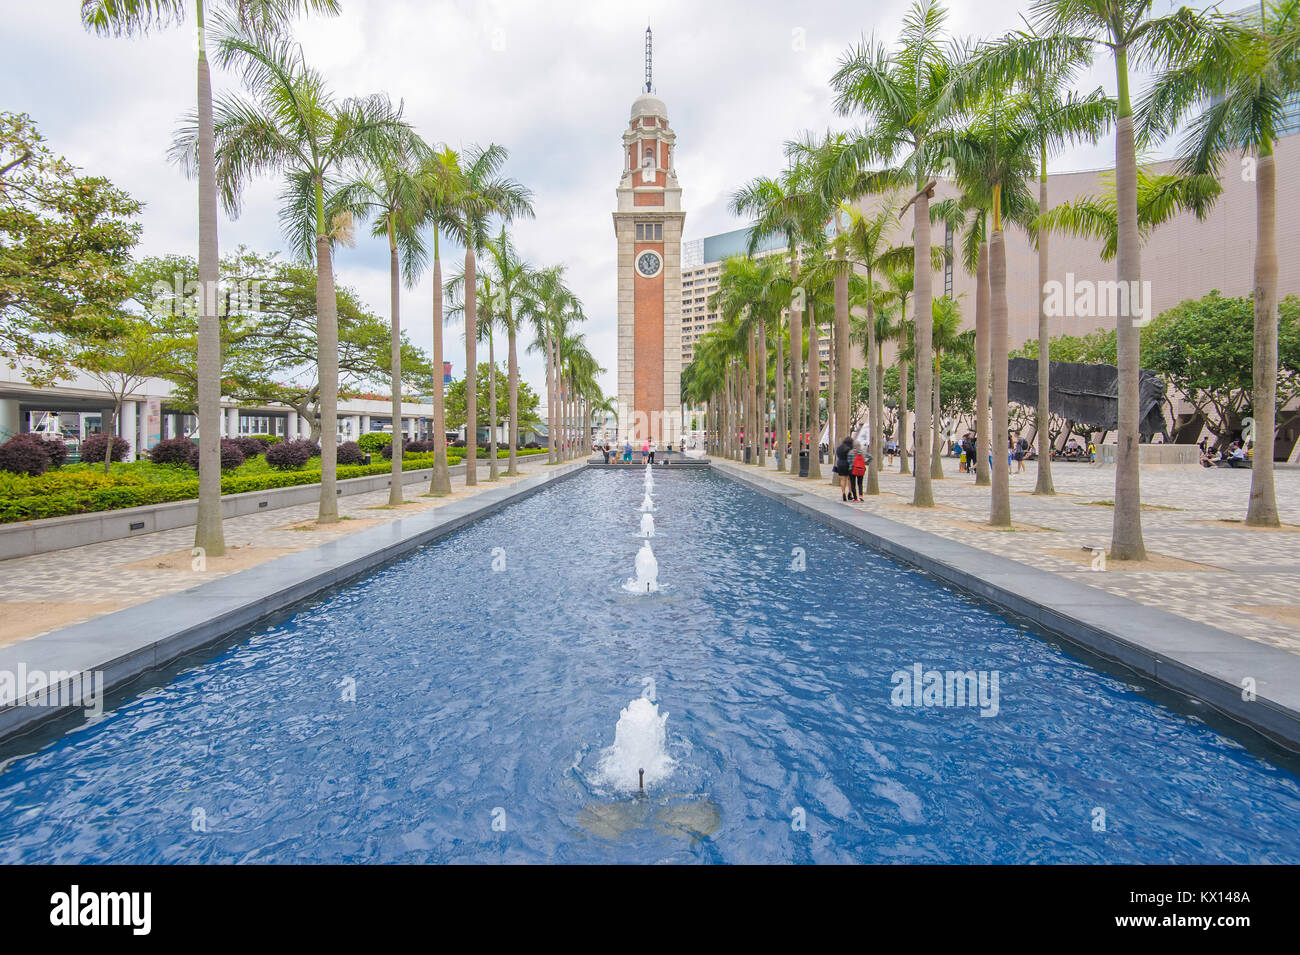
left=1137, top=0, right=1300, bottom=526
left=445, top=362, right=540, bottom=437
left=1022, top=0, right=1214, bottom=559
left=964, top=28, right=1112, bottom=495
left=1144, top=291, right=1300, bottom=454
left=436, top=143, right=533, bottom=484
left=83, top=0, right=340, bottom=553
left=177, top=27, right=409, bottom=523
left=74, top=316, right=184, bottom=472
left=731, top=161, right=827, bottom=477
left=345, top=128, right=428, bottom=503
left=481, top=229, right=535, bottom=475
left=832, top=0, right=961, bottom=506
left=0, top=112, right=141, bottom=388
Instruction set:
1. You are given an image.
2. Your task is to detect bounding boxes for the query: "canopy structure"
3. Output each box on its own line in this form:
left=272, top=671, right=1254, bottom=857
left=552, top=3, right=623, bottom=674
left=1007, top=358, right=1168, bottom=439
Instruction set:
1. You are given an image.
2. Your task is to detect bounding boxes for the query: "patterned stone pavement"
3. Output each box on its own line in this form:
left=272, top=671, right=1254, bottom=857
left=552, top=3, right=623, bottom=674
left=0, top=457, right=559, bottom=647
left=714, top=455, right=1300, bottom=654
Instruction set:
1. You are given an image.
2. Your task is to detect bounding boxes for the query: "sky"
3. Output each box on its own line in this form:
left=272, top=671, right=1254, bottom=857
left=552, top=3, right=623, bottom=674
left=2, top=0, right=1199, bottom=403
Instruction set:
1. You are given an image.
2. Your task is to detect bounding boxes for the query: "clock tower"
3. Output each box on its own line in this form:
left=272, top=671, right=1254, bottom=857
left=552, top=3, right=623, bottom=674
left=614, top=28, right=683, bottom=446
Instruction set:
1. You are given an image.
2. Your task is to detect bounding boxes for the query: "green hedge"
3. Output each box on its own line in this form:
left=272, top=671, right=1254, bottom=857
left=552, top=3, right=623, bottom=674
left=0, top=447, right=548, bottom=524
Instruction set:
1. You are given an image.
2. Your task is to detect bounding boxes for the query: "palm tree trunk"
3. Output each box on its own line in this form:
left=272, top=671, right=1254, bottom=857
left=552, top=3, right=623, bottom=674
left=757, top=319, right=768, bottom=466
left=826, top=313, right=838, bottom=484
left=487, top=323, right=499, bottom=480
left=790, top=254, right=803, bottom=475
left=806, top=301, right=822, bottom=478
left=316, top=229, right=339, bottom=524
left=429, top=251, right=452, bottom=494
left=1247, top=146, right=1279, bottom=526
left=387, top=222, right=403, bottom=505
left=464, top=247, right=477, bottom=485
left=912, top=194, right=934, bottom=506
left=990, top=228, right=1011, bottom=528
left=931, top=351, right=944, bottom=479
left=835, top=262, right=850, bottom=458
left=1034, top=154, right=1055, bottom=495
left=975, top=241, right=991, bottom=487
left=507, top=323, right=519, bottom=475
left=193, top=6, right=225, bottom=556
left=866, top=291, right=881, bottom=495
left=775, top=320, right=785, bottom=471
left=1111, top=98, right=1146, bottom=559
left=899, top=357, right=910, bottom=475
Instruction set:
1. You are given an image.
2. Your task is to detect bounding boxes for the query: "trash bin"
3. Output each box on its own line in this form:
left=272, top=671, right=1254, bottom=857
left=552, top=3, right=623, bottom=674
left=744, top=445, right=752, bottom=464
left=798, top=449, right=809, bottom=477
left=364, top=452, right=372, bottom=465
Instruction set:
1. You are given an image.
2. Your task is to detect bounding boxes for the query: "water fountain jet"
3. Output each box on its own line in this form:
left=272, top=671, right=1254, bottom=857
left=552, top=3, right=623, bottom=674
left=622, top=541, right=660, bottom=593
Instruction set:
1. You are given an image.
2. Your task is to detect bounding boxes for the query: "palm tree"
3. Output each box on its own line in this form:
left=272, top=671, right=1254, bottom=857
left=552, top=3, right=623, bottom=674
left=524, top=266, right=582, bottom=461
left=731, top=161, right=827, bottom=478
left=344, top=129, right=428, bottom=504
left=929, top=293, right=970, bottom=478
left=1025, top=0, right=1214, bottom=558
left=415, top=145, right=464, bottom=495
left=843, top=200, right=912, bottom=495
left=931, top=92, right=1041, bottom=526
left=786, top=132, right=892, bottom=454
left=832, top=0, right=961, bottom=507
left=1137, top=1, right=1300, bottom=526
left=482, top=229, right=534, bottom=475
left=966, top=29, right=1112, bottom=495
left=931, top=191, right=993, bottom=487
left=176, top=29, right=407, bottom=523
left=440, top=144, right=533, bottom=484
left=84, top=0, right=340, bottom=554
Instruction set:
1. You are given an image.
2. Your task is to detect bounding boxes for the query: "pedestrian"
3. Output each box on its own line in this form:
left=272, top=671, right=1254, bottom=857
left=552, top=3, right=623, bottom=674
left=851, top=440, right=868, bottom=500
left=648, top=438, right=657, bottom=464
left=1014, top=432, right=1029, bottom=473
left=834, top=435, right=854, bottom=501
left=623, top=438, right=632, bottom=463
left=601, top=441, right=610, bottom=465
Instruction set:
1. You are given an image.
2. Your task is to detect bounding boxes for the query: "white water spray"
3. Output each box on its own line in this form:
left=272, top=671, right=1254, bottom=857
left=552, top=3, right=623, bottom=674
left=596, top=696, right=673, bottom=791
left=622, top=541, right=660, bottom=593
left=638, top=512, right=655, bottom=538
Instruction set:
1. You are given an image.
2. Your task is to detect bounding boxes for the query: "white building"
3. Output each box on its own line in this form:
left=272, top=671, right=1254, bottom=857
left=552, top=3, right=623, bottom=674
left=0, top=362, right=438, bottom=460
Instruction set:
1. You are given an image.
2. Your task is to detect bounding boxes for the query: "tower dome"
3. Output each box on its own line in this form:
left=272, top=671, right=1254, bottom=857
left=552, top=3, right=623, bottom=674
left=630, top=93, right=667, bottom=122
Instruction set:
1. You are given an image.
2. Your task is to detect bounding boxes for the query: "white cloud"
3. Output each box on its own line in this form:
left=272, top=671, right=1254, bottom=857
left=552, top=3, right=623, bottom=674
left=5, top=0, right=1196, bottom=401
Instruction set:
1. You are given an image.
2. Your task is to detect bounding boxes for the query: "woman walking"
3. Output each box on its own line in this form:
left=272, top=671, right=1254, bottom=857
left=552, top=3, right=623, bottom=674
left=834, top=435, right=854, bottom=501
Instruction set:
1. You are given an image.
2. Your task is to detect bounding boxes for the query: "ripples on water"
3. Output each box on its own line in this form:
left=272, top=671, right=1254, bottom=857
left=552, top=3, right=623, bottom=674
left=1, top=468, right=1298, bottom=864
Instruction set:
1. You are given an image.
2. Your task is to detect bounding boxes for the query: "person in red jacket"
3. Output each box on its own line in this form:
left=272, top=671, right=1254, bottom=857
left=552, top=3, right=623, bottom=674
left=850, top=441, right=869, bottom=500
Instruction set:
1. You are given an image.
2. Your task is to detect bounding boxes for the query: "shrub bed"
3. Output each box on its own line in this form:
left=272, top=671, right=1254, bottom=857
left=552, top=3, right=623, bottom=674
left=336, top=441, right=366, bottom=466
left=81, top=434, right=130, bottom=464
left=148, top=437, right=195, bottom=466
left=0, top=434, right=55, bottom=476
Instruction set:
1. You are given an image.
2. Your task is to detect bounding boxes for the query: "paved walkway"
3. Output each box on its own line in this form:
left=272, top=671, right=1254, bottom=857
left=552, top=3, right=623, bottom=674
left=0, top=457, right=562, bottom=648
left=715, top=454, right=1300, bottom=655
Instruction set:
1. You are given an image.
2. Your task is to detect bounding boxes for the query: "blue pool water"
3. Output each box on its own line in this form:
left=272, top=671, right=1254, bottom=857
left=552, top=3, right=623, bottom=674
left=1, top=468, right=1298, bottom=863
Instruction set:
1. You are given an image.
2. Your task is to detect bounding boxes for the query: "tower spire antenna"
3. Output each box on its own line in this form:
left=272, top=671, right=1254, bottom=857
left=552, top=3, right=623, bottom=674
left=644, top=25, right=653, bottom=94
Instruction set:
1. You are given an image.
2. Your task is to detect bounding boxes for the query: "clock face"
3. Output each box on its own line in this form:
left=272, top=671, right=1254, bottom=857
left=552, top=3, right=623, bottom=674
left=636, top=250, right=662, bottom=278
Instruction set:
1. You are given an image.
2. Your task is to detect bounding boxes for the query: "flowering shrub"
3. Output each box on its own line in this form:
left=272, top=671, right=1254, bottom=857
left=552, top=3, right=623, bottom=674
left=80, top=433, right=130, bottom=464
